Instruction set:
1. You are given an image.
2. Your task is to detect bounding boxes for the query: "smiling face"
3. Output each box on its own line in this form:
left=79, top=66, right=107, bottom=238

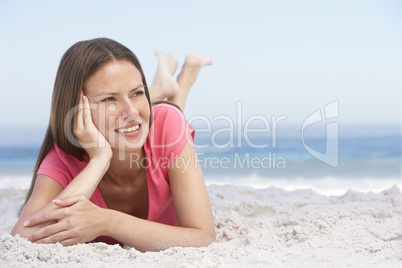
left=84, top=60, right=151, bottom=152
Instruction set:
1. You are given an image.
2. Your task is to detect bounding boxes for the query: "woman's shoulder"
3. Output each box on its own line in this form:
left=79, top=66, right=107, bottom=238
left=152, top=102, right=182, bottom=121
left=147, top=102, right=194, bottom=157
left=150, top=102, right=193, bottom=138
left=41, top=144, right=67, bottom=167
left=38, top=143, right=88, bottom=179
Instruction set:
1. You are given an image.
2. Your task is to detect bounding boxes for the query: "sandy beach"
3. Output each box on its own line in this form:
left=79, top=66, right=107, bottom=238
left=1, top=0, right=401, bottom=266
left=0, top=184, right=401, bottom=267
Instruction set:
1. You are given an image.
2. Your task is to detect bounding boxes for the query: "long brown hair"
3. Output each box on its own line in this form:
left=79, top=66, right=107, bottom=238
left=23, top=38, right=152, bottom=208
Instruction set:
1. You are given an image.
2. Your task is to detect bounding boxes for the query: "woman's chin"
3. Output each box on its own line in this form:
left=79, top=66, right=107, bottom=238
left=110, top=139, right=146, bottom=153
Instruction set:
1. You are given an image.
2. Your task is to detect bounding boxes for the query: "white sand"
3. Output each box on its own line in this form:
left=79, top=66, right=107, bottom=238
left=0, top=185, right=401, bottom=267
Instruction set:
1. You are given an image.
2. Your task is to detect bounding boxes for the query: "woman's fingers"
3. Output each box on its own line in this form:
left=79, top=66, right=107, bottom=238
left=53, top=195, right=81, bottom=207
left=75, top=94, right=92, bottom=133
left=74, top=93, right=84, bottom=132
left=59, top=237, right=80, bottom=247
left=26, top=222, right=62, bottom=242
left=25, top=207, right=71, bottom=227
left=73, top=93, right=112, bottom=159
left=25, top=195, right=84, bottom=227
left=82, top=95, right=92, bottom=127
left=75, top=95, right=98, bottom=149
left=24, top=196, right=101, bottom=246
left=30, top=226, right=76, bottom=244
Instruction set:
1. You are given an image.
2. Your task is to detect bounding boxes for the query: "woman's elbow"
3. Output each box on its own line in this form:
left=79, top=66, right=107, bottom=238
left=10, top=222, right=27, bottom=238
left=203, top=235, right=216, bottom=247
left=10, top=226, right=17, bottom=236
left=10, top=217, right=38, bottom=238
left=197, top=229, right=216, bottom=247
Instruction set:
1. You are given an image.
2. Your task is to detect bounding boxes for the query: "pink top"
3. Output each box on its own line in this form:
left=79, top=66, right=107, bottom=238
left=37, top=103, right=195, bottom=245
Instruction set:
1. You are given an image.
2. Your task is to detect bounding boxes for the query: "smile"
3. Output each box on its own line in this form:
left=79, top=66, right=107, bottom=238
left=115, top=124, right=140, bottom=133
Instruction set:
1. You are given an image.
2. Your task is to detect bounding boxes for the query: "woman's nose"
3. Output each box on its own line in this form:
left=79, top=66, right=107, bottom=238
left=120, top=99, right=139, bottom=118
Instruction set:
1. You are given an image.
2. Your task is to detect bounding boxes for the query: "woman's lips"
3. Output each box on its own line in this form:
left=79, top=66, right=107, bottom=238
left=115, top=124, right=140, bottom=133
left=114, top=121, right=142, bottom=134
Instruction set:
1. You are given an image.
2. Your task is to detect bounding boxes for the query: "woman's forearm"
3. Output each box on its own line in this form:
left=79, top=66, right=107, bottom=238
left=55, top=156, right=110, bottom=200
left=11, top=156, right=110, bottom=237
left=103, top=209, right=216, bottom=251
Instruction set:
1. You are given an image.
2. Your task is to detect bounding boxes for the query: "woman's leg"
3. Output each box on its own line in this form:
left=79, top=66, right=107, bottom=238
left=148, top=50, right=179, bottom=103
left=169, top=53, right=212, bottom=110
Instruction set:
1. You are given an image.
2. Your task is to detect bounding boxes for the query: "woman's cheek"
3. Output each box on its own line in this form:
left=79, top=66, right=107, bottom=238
left=141, top=99, right=151, bottom=125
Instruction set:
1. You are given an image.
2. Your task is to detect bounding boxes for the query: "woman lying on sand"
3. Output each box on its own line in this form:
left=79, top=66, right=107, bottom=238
left=11, top=38, right=215, bottom=251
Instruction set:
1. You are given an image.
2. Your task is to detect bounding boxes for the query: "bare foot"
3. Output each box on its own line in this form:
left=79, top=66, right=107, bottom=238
left=149, top=50, right=179, bottom=102
left=175, top=53, right=212, bottom=91
left=156, top=49, right=179, bottom=75
left=169, top=53, right=212, bottom=110
left=183, top=53, right=213, bottom=69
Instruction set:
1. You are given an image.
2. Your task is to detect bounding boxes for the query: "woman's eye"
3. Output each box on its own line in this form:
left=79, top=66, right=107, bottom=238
left=132, top=91, right=144, bottom=97
left=101, top=97, right=115, bottom=102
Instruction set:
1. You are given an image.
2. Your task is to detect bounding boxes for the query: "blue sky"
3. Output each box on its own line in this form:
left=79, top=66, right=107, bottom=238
left=1, top=0, right=401, bottom=136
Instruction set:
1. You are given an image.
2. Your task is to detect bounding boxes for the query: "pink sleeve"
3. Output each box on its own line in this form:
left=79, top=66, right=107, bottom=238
left=150, top=104, right=195, bottom=177
left=37, top=146, right=72, bottom=188
left=37, top=144, right=88, bottom=188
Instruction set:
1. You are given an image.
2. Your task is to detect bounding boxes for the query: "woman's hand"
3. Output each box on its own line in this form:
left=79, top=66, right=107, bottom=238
left=74, top=95, right=112, bottom=161
left=24, top=195, right=106, bottom=246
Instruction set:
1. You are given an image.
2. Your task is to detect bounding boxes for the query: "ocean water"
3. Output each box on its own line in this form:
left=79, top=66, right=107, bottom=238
left=0, top=125, right=401, bottom=195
